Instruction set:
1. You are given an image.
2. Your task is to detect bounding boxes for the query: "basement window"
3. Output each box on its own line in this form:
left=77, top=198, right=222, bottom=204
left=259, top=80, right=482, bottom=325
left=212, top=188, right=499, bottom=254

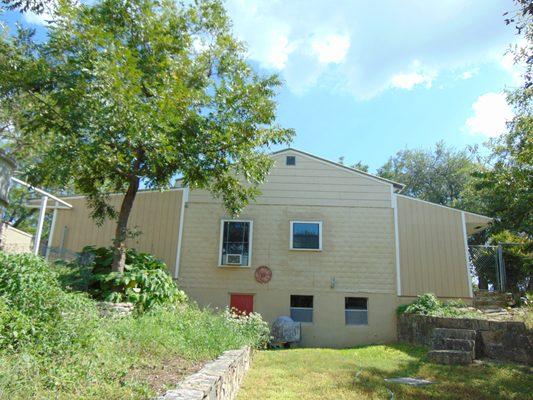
left=290, top=221, right=322, bottom=250
left=345, top=297, right=368, bottom=325
left=290, top=295, right=313, bottom=323
left=286, top=156, right=296, bottom=166
left=219, top=220, right=253, bottom=267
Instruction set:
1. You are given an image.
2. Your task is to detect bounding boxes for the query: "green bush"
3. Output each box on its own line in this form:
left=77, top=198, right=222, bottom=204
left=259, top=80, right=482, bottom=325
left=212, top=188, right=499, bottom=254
left=58, top=246, right=187, bottom=311
left=0, top=252, right=99, bottom=354
left=397, top=293, right=473, bottom=318
left=223, top=308, right=271, bottom=349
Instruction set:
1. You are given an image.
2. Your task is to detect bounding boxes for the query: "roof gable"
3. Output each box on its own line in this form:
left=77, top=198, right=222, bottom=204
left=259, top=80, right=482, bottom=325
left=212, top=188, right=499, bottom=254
left=271, top=148, right=404, bottom=191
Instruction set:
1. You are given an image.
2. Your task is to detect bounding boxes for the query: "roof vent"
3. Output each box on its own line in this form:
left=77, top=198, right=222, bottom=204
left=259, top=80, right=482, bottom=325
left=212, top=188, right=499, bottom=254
left=286, top=156, right=296, bottom=166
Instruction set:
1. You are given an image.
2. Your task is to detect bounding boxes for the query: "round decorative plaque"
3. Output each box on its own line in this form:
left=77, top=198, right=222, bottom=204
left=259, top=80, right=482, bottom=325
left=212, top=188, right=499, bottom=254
left=254, top=266, right=272, bottom=284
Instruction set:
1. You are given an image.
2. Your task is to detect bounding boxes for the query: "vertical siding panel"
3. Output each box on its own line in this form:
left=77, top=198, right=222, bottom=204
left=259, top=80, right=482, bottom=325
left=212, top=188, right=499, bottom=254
left=397, top=196, right=473, bottom=299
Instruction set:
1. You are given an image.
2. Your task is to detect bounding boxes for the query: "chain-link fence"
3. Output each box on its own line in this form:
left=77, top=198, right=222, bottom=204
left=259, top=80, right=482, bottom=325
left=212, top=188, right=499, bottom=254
left=468, top=245, right=503, bottom=291
left=469, top=243, right=532, bottom=292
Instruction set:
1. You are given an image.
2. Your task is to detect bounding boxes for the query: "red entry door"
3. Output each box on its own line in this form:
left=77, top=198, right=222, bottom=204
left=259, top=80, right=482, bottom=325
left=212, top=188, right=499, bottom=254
left=230, top=294, right=254, bottom=315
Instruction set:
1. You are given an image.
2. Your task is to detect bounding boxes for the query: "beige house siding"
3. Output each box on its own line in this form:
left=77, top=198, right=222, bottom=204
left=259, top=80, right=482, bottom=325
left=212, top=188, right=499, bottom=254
left=178, top=201, right=398, bottom=347
left=189, top=150, right=393, bottom=208
left=397, top=195, right=471, bottom=298
left=50, top=190, right=183, bottom=269
left=2, top=225, right=33, bottom=254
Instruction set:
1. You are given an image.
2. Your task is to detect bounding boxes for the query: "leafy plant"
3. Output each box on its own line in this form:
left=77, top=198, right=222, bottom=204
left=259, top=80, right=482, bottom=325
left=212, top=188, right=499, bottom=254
left=223, top=308, right=271, bottom=349
left=397, top=293, right=476, bottom=318
left=58, top=246, right=187, bottom=311
left=0, top=252, right=99, bottom=354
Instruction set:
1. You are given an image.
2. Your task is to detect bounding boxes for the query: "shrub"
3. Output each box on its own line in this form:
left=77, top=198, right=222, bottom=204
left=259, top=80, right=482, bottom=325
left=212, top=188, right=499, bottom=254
left=0, top=252, right=99, bottom=354
left=398, top=293, right=441, bottom=315
left=397, top=293, right=478, bottom=318
left=223, top=308, right=271, bottom=349
left=58, top=246, right=187, bottom=311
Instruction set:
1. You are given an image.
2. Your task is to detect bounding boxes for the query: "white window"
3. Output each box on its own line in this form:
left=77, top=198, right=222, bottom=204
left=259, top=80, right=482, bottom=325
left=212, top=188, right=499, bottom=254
left=345, top=297, right=368, bottom=325
left=219, top=220, right=253, bottom=267
left=290, top=221, right=322, bottom=251
left=290, top=295, right=313, bottom=323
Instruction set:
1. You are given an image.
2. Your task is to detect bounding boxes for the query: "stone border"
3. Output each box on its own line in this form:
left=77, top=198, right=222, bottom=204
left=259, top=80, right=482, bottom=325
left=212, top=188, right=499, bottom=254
left=157, top=346, right=252, bottom=400
left=398, top=313, right=532, bottom=365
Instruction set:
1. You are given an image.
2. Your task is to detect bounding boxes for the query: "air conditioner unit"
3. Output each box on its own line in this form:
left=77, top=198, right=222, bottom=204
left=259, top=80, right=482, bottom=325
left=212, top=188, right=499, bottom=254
left=226, top=254, right=242, bottom=265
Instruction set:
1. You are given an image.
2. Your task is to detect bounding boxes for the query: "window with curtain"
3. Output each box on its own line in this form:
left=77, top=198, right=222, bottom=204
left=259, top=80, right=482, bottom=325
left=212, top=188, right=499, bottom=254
left=220, top=220, right=252, bottom=266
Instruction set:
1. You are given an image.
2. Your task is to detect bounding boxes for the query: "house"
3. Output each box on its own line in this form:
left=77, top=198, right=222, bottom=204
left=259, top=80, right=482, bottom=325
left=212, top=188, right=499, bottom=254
left=0, top=223, right=33, bottom=254
left=45, top=148, right=492, bottom=347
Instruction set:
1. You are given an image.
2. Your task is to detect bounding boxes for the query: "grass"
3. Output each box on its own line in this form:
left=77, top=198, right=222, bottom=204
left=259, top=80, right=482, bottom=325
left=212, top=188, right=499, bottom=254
left=0, top=305, right=265, bottom=399
left=0, top=252, right=268, bottom=399
left=238, top=344, right=533, bottom=400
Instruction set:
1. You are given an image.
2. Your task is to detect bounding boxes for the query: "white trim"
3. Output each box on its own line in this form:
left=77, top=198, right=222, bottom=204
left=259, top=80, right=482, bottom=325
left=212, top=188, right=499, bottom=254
left=173, top=187, right=189, bottom=278
left=461, top=212, right=474, bottom=298
left=218, top=219, right=253, bottom=267
left=25, top=204, right=71, bottom=210
left=289, top=220, right=323, bottom=251
left=45, top=202, right=58, bottom=260
left=397, top=194, right=492, bottom=221
left=273, top=148, right=402, bottom=191
left=25, top=187, right=186, bottom=204
left=11, top=177, right=72, bottom=208
left=392, top=193, right=402, bottom=296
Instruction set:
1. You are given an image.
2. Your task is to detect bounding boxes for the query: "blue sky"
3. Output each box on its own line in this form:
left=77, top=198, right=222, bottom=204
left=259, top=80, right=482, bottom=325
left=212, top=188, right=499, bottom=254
left=2, top=0, right=523, bottom=171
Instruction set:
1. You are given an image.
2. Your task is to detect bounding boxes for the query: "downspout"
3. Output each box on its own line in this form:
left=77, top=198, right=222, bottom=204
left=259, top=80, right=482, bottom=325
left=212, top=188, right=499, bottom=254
left=461, top=212, right=474, bottom=298
left=391, top=186, right=402, bottom=296
left=174, top=187, right=189, bottom=279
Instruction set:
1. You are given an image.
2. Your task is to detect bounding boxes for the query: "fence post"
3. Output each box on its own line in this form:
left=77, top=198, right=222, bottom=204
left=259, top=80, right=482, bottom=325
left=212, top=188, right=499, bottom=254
left=497, top=244, right=506, bottom=292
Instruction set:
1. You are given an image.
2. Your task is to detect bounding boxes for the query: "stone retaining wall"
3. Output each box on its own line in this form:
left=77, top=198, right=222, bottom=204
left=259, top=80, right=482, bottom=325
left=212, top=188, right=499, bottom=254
left=398, top=313, right=532, bottom=365
left=97, top=302, right=134, bottom=317
left=157, top=346, right=252, bottom=400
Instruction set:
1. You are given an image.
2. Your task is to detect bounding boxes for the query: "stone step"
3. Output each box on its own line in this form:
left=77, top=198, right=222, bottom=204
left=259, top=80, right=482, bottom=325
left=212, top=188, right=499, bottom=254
left=432, top=328, right=476, bottom=341
left=433, top=338, right=475, bottom=357
left=427, top=350, right=473, bottom=365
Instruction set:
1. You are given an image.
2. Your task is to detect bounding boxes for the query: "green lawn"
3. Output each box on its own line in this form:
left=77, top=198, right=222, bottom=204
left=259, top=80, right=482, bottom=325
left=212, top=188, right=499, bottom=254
left=238, top=344, right=532, bottom=400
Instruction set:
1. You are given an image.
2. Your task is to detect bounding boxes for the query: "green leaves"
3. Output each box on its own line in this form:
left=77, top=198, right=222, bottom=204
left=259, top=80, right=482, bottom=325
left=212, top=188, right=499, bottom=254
left=1, top=0, right=293, bottom=225
left=61, top=246, right=187, bottom=311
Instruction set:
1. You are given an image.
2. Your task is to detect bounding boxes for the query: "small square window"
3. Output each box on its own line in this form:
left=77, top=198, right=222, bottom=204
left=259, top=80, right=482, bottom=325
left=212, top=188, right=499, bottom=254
left=290, top=295, right=313, bottom=323
left=345, top=297, right=368, bottom=325
left=286, top=156, right=296, bottom=166
left=290, top=221, right=322, bottom=250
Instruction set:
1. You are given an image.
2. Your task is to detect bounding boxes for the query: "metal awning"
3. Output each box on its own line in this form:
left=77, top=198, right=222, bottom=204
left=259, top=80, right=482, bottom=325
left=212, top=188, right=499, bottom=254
left=10, top=177, right=72, bottom=256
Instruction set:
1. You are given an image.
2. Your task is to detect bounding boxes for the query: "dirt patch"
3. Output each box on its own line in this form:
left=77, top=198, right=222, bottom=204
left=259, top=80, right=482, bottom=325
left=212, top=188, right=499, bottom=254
left=126, top=355, right=203, bottom=395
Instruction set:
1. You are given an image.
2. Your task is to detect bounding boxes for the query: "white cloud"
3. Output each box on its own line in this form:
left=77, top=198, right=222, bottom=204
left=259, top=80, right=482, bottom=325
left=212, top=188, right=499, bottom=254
left=465, top=92, right=513, bottom=138
left=223, top=0, right=517, bottom=99
left=311, top=34, right=350, bottom=64
left=498, top=40, right=527, bottom=86
left=22, top=0, right=56, bottom=25
left=459, top=68, right=479, bottom=80
left=23, top=11, right=51, bottom=25
left=391, top=72, right=433, bottom=90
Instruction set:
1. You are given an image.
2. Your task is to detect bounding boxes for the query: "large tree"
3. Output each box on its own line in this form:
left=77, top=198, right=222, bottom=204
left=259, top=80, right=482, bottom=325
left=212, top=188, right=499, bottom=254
left=473, top=1, right=532, bottom=236
left=0, top=0, right=293, bottom=272
left=377, top=141, right=482, bottom=210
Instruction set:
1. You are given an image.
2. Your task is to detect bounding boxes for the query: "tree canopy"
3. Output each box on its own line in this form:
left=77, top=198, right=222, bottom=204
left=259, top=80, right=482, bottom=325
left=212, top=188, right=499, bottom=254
left=377, top=141, right=481, bottom=209
left=0, top=0, right=293, bottom=271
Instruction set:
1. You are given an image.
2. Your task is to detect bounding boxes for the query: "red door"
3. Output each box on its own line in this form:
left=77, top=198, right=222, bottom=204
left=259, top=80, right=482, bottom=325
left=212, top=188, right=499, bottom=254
left=230, top=294, right=254, bottom=315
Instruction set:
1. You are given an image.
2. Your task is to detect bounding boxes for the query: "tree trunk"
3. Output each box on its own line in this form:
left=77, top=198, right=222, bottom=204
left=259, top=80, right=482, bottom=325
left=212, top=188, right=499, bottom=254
left=111, top=175, right=140, bottom=273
